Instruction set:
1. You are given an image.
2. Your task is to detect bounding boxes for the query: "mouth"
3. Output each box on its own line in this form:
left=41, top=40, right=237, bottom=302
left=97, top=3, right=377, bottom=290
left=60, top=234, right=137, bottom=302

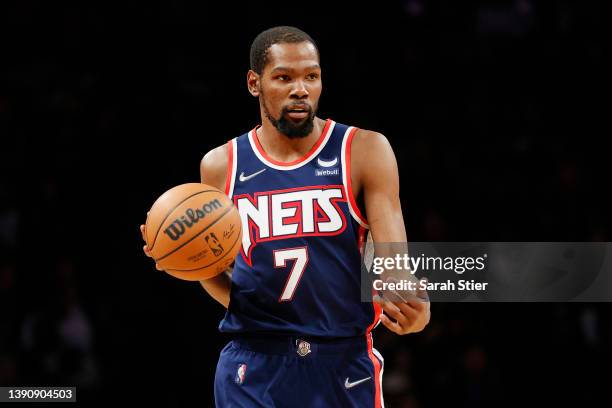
left=285, top=105, right=311, bottom=120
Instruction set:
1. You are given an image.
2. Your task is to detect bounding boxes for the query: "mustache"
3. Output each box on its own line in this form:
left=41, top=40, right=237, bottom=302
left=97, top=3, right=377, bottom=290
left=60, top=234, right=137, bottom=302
left=283, top=104, right=312, bottom=112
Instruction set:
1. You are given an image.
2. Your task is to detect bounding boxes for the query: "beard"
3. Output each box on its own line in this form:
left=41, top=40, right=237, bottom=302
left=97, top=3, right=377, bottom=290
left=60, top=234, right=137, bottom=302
left=261, top=95, right=317, bottom=139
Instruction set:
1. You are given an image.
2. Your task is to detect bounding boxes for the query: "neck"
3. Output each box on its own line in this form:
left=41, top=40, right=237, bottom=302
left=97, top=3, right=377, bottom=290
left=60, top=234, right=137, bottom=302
left=256, top=116, right=326, bottom=163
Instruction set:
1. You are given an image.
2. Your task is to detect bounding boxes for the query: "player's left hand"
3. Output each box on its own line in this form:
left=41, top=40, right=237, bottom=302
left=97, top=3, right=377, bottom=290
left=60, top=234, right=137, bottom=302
left=373, top=284, right=430, bottom=335
left=140, top=221, right=164, bottom=271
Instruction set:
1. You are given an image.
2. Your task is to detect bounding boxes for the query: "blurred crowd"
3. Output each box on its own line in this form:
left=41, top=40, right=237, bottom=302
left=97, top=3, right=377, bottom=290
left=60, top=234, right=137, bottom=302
left=1, top=0, right=609, bottom=406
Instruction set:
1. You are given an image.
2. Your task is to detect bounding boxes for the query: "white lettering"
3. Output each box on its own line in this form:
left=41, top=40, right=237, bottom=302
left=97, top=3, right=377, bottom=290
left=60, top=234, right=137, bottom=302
left=235, top=195, right=269, bottom=256
left=234, top=186, right=346, bottom=263
left=316, top=189, right=343, bottom=232
left=271, top=192, right=300, bottom=236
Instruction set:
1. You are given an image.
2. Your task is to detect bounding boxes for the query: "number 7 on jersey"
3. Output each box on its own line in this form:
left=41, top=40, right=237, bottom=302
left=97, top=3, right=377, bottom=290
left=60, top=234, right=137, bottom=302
left=273, top=247, right=309, bottom=302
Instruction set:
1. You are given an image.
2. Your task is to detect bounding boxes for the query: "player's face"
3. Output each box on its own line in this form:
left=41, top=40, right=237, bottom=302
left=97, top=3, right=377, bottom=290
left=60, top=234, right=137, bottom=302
left=257, top=42, right=322, bottom=139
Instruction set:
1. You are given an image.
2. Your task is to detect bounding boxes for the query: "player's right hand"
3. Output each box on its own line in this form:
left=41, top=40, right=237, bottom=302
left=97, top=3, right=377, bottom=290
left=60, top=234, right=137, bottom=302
left=140, top=222, right=164, bottom=271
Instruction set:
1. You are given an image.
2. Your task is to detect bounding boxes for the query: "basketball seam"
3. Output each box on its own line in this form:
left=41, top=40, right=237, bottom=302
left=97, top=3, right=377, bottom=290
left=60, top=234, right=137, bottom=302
left=164, top=222, right=242, bottom=272
left=148, top=189, right=217, bottom=252
left=153, top=205, right=234, bottom=262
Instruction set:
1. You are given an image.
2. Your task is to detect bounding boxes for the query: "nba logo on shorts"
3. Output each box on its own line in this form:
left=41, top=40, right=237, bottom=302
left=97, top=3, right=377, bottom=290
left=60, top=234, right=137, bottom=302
left=235, top=363, right=247, bottom=384
left=296, top=340, right=311, bottom=357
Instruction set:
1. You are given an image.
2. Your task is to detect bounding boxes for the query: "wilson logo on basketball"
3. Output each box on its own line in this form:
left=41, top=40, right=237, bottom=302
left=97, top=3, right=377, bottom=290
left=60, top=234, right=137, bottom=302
left=163, top=199, right=223, bottom=241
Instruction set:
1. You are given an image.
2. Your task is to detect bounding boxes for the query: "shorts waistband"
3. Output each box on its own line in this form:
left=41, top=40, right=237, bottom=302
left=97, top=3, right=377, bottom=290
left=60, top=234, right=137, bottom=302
left=229, top=334, right=369, bottom=357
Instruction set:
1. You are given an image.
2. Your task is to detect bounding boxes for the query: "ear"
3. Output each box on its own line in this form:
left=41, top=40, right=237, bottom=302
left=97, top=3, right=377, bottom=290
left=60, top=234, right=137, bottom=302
left=247, top=70, right=260, bottom=97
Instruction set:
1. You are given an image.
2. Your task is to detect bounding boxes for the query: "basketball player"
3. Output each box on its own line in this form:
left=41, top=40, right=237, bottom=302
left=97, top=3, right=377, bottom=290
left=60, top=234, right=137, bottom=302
left=142, top=26, right=430, bottom=407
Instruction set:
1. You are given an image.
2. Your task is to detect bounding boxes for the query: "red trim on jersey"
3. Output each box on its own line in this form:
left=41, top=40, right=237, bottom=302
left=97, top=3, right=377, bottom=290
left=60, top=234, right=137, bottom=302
left=365, top=218, right=382, bottom=407
left=357, top=225, right=366, bottom=256
left=239, top=216, right=260, bottom=267
left=251, top=118, right=332, bottom=166
left=345, top=127, right=368, bottom=225
left=279, top=200, right=302, bottom=232
left=313, top=200, right=331, bottom=224
left=224, top=139, right=234, bottom=196
left=366, top=333, right=383, bottom=408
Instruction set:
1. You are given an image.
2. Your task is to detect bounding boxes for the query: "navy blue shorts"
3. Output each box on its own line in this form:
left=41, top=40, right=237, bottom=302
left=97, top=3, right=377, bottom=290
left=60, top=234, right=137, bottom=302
left=214, top=334, right=385, bottom=408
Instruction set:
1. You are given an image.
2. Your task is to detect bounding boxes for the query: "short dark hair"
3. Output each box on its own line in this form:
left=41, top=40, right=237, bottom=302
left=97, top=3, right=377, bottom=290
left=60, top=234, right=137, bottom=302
left=250, top=26, right=319, bottom=74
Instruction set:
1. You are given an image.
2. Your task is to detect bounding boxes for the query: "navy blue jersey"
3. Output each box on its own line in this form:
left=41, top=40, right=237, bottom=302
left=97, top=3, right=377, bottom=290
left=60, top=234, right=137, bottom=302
left=219, top=119, right=381, bottom=338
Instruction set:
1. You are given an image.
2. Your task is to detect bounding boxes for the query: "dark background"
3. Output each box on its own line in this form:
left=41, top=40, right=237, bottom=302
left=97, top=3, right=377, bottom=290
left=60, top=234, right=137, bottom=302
left=1, top=0, right=610, bottom=406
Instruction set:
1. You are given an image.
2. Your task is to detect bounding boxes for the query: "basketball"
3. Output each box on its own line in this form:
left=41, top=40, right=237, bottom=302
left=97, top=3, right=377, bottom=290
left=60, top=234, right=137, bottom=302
left=144, top=183, right=242, bottom=281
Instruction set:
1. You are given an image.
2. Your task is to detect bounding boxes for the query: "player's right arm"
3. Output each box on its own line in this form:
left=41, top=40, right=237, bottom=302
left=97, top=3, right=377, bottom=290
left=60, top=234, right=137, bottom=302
left=197, top=143, right=232, bottom=308
left=140, top=143, right=233, bottom=309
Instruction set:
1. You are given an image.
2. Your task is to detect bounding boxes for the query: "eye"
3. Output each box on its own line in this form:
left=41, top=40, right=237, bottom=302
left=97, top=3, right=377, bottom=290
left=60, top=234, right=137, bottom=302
left=306, top=73, right=319, bottom=80
left=276, top=75, right=290, bottom=81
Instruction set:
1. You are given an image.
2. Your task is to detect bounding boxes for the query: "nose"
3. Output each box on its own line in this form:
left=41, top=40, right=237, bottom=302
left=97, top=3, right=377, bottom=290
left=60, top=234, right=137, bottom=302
left=290, top=80, right=308, bottom=99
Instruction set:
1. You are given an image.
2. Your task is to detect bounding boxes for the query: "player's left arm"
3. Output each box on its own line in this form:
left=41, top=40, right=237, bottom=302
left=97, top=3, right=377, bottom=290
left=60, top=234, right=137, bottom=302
left=352, top=129, right=430, bottom=335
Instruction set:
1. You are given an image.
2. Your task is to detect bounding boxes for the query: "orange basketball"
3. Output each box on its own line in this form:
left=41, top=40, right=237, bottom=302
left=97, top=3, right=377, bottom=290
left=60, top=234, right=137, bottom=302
left=145, top=183, right=242, bottom=281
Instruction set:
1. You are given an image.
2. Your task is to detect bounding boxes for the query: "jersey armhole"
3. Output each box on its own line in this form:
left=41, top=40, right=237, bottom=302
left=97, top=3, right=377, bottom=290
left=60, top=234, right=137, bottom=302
left=225, top=138, right=237, bottom=198
left=341, top=127, right=369, bottom=228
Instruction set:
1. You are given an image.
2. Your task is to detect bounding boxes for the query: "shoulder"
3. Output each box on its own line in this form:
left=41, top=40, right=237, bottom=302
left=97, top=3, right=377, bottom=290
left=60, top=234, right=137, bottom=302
left=351, top=128, right=394, bottom=158
left=349, top=127, right=399, bottom=187
left=201, top=142, right=229, bottom=168
left=200, top=142, right=230, bottom=191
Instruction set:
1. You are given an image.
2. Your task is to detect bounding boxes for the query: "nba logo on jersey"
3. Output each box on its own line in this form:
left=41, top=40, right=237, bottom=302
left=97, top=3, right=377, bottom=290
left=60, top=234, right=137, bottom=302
left=235, top=363, right=247, bottom=384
